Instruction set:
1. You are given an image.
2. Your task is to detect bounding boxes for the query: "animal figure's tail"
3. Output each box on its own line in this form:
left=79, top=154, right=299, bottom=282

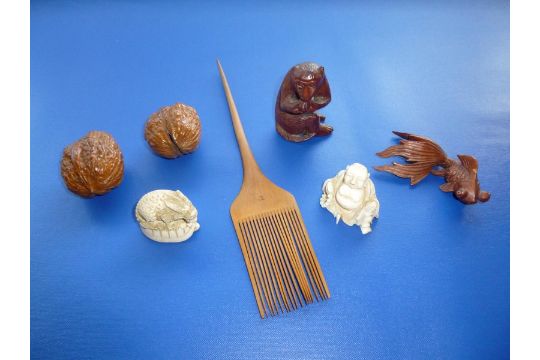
left=375, top=131, right=448, bottom=185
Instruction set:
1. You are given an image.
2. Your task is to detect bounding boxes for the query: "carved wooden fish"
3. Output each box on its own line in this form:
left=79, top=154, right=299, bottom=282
left=375, top=131, right=490, bottom=205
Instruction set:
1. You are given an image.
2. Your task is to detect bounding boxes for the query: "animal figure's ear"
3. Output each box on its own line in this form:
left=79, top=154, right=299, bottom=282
left=478, top=190, right=491, bottom=202
left=457, top=154, right=478, bottom=172
left=164, top=194, right=185, bottom=213
left=439, top=182, right=455, bottom=192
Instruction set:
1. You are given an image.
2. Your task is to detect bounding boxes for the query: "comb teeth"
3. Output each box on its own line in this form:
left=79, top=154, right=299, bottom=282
left=236, top=207, right=330, bottom=318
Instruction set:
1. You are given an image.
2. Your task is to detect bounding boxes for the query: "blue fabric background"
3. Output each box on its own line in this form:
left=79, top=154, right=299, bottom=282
left=31, top=1, right=509, bottom=359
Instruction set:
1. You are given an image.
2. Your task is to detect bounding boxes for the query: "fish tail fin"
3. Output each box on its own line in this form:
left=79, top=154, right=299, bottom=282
left=375, top=131, right=448, bottom=185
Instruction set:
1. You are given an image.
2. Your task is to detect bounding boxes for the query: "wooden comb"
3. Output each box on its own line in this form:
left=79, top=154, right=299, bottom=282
left=217, top=60, right=330, bottom=318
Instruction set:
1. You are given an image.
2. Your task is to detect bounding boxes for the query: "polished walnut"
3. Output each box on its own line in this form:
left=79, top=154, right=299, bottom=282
left=144, top=103, right=201, bottom=158
left=61, top=131, right=124, bottom=197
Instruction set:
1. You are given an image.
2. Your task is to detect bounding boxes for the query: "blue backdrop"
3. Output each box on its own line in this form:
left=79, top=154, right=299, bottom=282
left=31, top=1, right=509, bottom=359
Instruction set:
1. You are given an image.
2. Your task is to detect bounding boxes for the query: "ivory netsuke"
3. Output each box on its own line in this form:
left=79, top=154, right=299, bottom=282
left=135, top=189, right=200, bottom=243
left=320, top=163, right=380, bottom=234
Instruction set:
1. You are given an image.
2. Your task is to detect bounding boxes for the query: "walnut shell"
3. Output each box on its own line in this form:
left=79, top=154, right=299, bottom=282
left=61, top=131, right=124, bottom=197
left=144, top=103, right=202, bottom=158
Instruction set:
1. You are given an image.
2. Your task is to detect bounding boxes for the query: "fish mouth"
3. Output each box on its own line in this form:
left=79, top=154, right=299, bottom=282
left=478, top=191, right=491, bottom=202
left=455, top=193, right=477, bottom=205
left=456, top=190, right=491, bottom=204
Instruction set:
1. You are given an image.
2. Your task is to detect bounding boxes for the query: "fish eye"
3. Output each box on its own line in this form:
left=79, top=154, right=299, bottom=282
left=455, top=189, right=465, bottom=197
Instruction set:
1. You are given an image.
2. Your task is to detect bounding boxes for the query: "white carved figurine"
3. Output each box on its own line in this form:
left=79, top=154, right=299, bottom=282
left=320, top=163, right=380, bottom=234
left=135, top=189, right=200, bottom=243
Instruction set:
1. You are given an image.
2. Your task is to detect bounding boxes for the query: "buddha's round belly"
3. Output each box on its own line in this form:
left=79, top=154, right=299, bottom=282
left=336, top=188, right=361, bottom=210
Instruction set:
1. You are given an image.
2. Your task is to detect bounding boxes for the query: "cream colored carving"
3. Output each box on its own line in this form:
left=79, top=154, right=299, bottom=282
left=135, top=189, right=200, bottom=243
left=320, top=163, right=380, bottom=234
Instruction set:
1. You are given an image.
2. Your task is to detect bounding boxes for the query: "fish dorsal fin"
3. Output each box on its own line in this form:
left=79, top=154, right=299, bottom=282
left=393, top=131, right=434, bottom=143
left=457, top=154, right=478, bottom=172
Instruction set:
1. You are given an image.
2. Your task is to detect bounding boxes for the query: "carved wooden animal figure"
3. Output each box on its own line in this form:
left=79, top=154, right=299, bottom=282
left=375, top=131, right=490, bottom=205
left=275, top=62, right=332, bottom=142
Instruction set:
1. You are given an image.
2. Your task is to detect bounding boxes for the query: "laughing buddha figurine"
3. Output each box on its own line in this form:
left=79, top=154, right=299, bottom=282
left=320, top=163, right=380, bottom=234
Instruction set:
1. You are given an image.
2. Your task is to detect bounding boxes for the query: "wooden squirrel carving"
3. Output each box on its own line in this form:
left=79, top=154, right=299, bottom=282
left=275, top=62, right=332, bottom=142
left=375, top=131, right=490, bottom=205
